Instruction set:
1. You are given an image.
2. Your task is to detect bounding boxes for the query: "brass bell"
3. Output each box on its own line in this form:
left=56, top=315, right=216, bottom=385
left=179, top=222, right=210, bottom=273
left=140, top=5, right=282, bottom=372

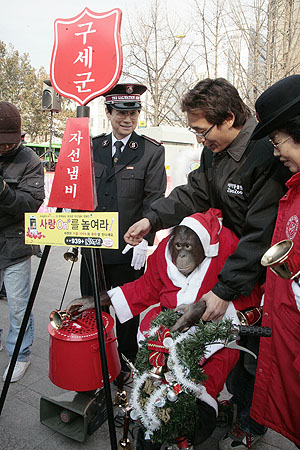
left=261, top=239, right=300, bottom=280
left=64, top=247, right=79, bottom=262
left=150, top=365, right=166, bottom=379
left=114, top=389, right=129, bottom=408
left=49, top=309, right=71, bottom=329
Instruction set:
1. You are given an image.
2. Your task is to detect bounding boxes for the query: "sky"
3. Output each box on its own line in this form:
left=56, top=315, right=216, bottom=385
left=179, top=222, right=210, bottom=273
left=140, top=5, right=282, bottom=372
left=0, top=0, right=182, bottom=71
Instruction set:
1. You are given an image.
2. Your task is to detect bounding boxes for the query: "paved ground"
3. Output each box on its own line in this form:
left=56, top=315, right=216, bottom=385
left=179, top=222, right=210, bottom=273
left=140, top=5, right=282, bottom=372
left=0, top=246, right=297, bottom=450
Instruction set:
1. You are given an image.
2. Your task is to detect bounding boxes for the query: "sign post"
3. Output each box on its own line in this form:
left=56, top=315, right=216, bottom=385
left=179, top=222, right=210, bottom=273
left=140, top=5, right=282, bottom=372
left=49, top=9, right=123, bottom=450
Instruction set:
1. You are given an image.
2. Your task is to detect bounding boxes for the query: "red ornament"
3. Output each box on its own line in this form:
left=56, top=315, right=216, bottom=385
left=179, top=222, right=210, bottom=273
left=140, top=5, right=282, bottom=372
left=147, top=326, right=171, bottom=367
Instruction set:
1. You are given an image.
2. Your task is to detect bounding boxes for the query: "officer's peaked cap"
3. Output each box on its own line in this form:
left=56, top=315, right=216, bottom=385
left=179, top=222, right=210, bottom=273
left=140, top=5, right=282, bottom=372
left=104, top=83, right=147, bottom=110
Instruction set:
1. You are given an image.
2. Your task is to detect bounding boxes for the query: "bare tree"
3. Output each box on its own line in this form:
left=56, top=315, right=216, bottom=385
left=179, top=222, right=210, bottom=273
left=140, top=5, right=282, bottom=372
left=0, top=41, right=75, bottom=142
left=191, top=0, right=227, bottom=79
left=121, top=0, right=196, bottom=126
left=191, top=0, right=300, bottom=110
left=223, top=0, right=269, bottom=108
left=267, top=0, right=300, bottom=83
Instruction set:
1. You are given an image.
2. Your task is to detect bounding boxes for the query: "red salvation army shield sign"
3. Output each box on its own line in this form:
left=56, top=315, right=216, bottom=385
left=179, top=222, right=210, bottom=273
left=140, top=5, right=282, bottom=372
left=50, top=8, right=123, bottom=105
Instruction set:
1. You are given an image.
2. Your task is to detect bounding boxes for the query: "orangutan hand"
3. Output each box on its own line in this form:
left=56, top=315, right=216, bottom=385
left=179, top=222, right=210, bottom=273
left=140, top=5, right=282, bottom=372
left=170, top=300, right=207, bottom=332
left=99, top=291, right=112, bottom=306
left=66, top=292, right=111, bottom=317
left=66, top=296, right=94, bottom=317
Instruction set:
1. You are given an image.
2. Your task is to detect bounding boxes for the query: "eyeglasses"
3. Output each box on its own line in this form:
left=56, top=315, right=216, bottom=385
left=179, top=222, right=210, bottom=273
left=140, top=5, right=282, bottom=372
left=188, top=124, right=215, bottom=141
left=269, top=136, right=291, bottom=150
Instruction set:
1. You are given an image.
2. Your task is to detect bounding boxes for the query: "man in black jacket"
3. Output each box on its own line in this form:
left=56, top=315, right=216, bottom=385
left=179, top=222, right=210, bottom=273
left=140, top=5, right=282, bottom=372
left=0, top=102, right=44, bottom=382
left=80, top=84, right=166, bottom=374
left=124, top=78, right=291, bottom=449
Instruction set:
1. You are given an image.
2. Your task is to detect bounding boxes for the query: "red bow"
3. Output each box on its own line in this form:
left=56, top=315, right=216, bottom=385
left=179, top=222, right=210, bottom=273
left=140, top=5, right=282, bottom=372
left=148, top=325, right=171, bottom=367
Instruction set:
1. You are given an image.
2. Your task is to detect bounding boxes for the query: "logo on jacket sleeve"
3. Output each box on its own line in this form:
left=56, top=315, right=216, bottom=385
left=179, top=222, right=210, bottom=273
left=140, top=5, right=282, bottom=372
left=227, top=182, right=243, bottom=196
left=286, top=215, right=299, bottom=240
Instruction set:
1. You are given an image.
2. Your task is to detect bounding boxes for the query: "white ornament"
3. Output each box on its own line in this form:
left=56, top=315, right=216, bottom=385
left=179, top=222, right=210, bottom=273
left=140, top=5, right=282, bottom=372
left=167, top=358, right=175, bottom=369
left=167, top=390, right=178, bottom=402
left=130, top=409, right=140, bottom=420
left=144, top=430, right=153, bottom=440
left=163, top=337, right=173, bottom=348
left=155, top=397, right=166, bottom=408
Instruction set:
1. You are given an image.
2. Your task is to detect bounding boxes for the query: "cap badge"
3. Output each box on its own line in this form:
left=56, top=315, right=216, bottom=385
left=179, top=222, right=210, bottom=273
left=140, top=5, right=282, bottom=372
left=126, top=85, right=134, bottom=94
left=129, top=141, right=138, bottom=149
left=102, top=140, right=110, bottom=147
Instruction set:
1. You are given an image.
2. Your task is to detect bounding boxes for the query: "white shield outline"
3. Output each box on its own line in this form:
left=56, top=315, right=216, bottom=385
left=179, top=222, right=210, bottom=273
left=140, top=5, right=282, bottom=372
left=50, top=8, right=122, bottom=105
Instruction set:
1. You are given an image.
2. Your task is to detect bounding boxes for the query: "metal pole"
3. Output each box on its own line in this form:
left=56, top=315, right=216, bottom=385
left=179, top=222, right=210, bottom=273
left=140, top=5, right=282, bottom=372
left=49, top=111, right=54, bottom=171
left=77, top=104, right=117, bottom=450
left=91, top=249, right=118, bottom=450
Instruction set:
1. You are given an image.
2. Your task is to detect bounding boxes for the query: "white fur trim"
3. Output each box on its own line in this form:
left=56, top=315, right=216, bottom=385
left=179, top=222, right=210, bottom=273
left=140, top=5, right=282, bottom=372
left=165, top=243, right=212, bottom=306
left=292, top=281, right=300, bottom=312
left=224, top=301, right=240, bottom=326
left=197, top=385, right=218, bottom=414
left=137, top=328, right=145, bottom=345
left=108, top=287, right=133, bottom=323
left=180, top=216, right=220, bottom=257
left=203, top=301, right=240, bottom=359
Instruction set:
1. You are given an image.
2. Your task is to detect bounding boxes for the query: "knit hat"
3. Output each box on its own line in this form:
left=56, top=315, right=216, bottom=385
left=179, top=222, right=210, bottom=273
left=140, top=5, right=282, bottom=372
left=251, top=74, right=300, bottom=140
left=0, top=102, right=21, bottom=144
left=180, top=208, right=223, bottom=257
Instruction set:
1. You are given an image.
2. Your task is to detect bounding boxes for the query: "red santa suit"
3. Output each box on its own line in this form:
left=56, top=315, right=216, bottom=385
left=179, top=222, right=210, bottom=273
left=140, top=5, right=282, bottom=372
left=251, top=172, right=300, bottom=447
left=110, top=209, right=262, bottom=413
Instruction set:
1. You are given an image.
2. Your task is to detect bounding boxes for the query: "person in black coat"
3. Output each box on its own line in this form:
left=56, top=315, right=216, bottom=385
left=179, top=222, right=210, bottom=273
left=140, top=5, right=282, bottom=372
left=0, top=102, right=44, bottom=382
left=80, top=83, right=167, bottom=373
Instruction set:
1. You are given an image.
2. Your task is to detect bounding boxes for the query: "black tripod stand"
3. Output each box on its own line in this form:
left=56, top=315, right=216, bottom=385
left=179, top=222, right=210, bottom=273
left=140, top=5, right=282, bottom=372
left=0, top=105, right=118, bottom=450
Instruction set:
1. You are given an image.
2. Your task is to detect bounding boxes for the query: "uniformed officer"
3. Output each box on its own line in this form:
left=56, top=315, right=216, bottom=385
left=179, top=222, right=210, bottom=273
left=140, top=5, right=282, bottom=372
left=80, top=83, right=167, bottom=375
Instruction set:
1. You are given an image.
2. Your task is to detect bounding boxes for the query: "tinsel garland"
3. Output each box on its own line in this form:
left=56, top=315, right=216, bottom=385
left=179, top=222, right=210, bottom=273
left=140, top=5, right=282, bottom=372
left=130, top=310, right=235, bottom=444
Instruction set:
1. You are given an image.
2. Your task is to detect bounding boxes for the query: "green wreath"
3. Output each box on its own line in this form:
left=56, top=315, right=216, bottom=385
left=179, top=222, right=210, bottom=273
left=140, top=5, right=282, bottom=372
left=130, top=309, right=234, bottom=444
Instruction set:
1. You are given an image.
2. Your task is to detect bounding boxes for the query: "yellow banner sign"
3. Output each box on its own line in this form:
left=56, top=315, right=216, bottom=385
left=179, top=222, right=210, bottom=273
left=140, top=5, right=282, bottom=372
left=25, top=212, right=118, bottom=249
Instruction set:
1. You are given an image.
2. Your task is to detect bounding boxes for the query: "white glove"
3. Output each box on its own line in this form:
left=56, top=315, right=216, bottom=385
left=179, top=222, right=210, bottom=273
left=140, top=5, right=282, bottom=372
left=291, top=281, right=300, bottom=313
left=122, top=239, right=148, bottom=270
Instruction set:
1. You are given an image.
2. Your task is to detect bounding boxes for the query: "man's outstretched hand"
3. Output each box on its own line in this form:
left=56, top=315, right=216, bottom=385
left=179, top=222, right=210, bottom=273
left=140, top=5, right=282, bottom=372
left=201, top=291, right=228, bottom=321
left=124, top=218, right=152, bottom=245
left=170, top=300, right=207, bottom=332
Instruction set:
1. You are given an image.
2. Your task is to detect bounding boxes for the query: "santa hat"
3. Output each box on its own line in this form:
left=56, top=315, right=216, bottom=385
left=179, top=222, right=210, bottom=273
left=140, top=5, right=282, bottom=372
left=179, top=208, right=223, bottom=257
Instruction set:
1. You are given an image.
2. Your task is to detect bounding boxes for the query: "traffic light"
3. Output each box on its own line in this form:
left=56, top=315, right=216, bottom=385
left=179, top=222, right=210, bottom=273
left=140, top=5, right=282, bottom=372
left=42, top=80, right=62, bottom=112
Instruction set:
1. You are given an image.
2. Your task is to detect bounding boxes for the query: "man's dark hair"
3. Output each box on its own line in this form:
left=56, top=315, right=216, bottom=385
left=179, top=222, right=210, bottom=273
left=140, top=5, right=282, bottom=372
left=279, top=115, right=300, bottom=144
left=181, top=78, right=251, bottom=128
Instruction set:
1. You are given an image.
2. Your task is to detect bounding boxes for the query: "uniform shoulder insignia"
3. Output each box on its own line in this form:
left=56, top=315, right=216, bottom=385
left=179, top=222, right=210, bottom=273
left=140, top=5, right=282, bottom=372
left=92, top=132, right=107, bottom=140
left=141, top=134, right=162, bottom=146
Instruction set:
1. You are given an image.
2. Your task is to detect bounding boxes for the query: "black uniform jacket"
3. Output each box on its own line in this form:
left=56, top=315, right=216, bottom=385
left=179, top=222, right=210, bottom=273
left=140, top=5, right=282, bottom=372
left=146, top=117, right=291, bottom=301
left=0, top=144, right=45, bottom=269
left=91, top=131, right=166, bottom=265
